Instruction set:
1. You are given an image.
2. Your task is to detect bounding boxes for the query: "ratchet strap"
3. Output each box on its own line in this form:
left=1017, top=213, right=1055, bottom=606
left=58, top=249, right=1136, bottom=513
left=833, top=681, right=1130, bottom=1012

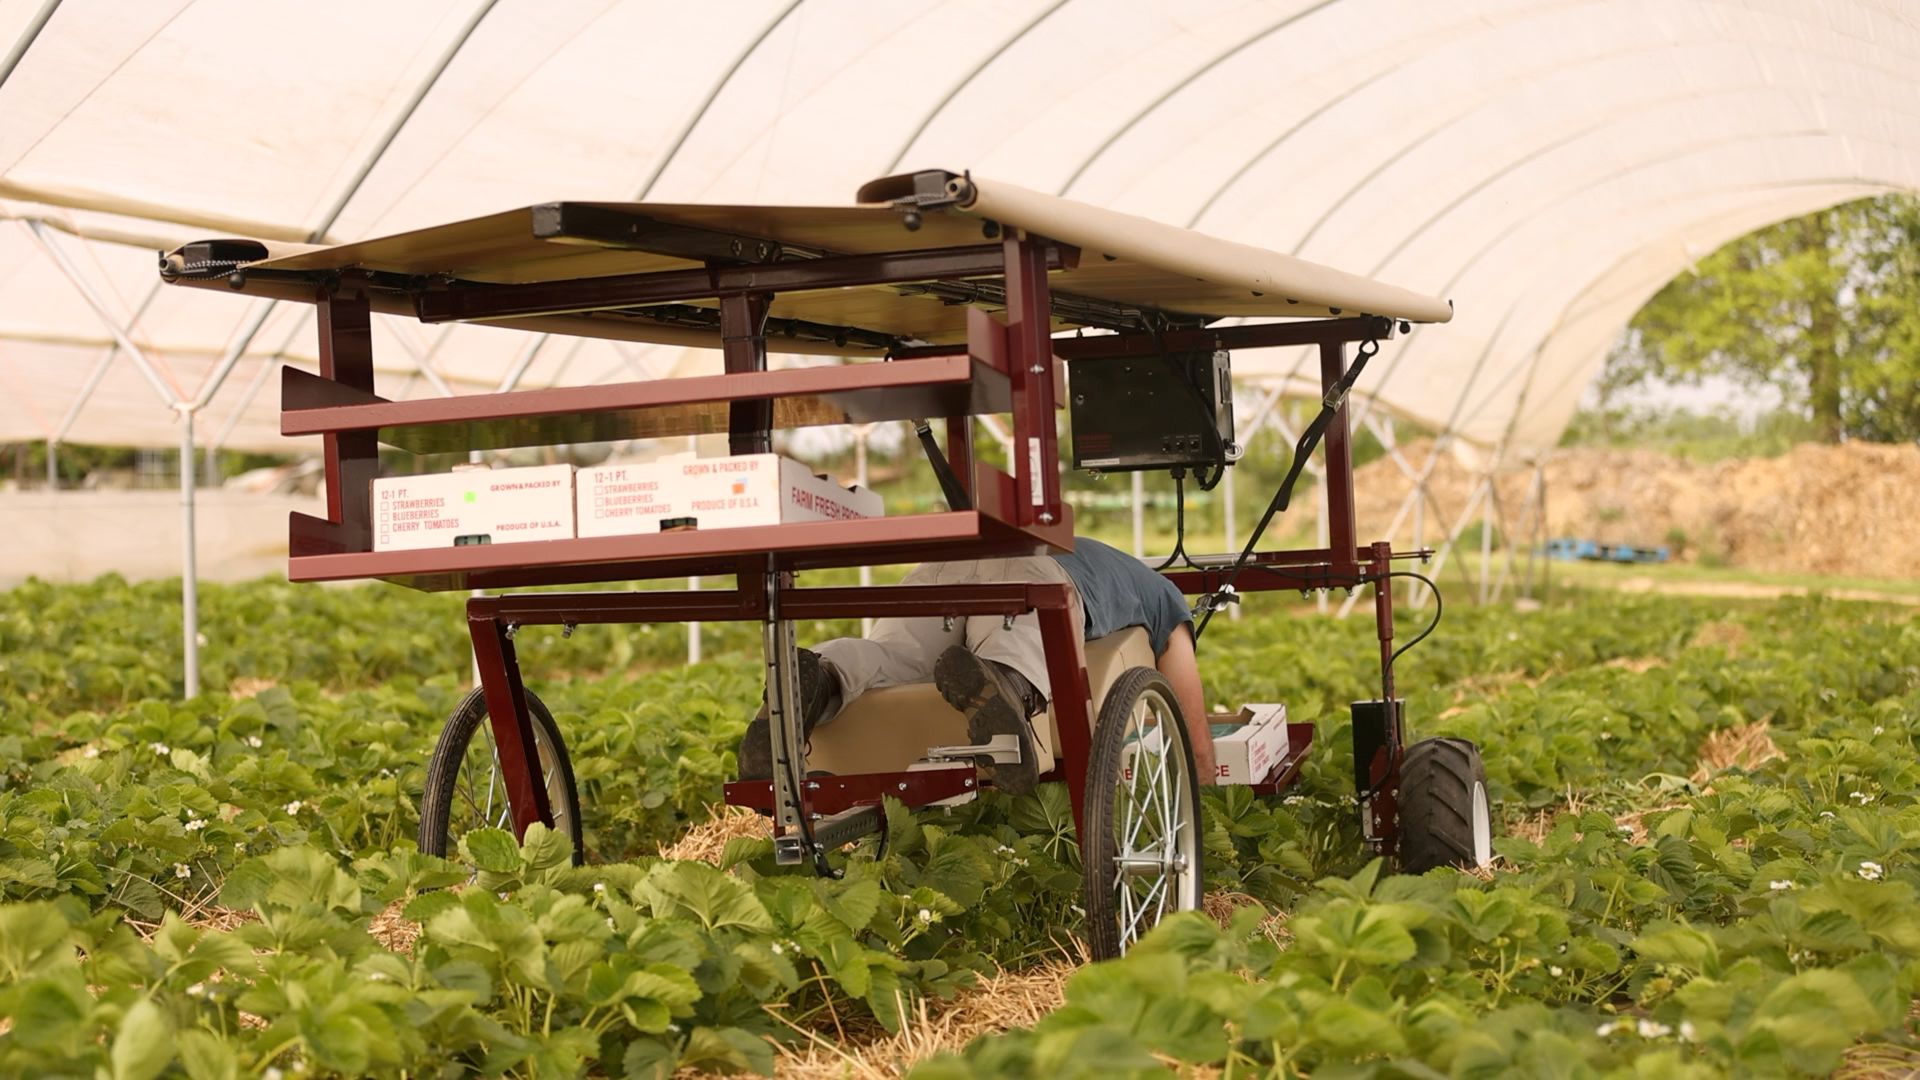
left=914, top=419, right=973, bottom=512
left=1193, top=336, right=1382, bottom=642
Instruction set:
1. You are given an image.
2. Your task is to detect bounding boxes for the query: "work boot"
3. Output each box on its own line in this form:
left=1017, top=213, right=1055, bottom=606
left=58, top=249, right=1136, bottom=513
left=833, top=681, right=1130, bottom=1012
left=737, top=648, right=839, bottom=780
left=934, top=645, right=1043, bottom=796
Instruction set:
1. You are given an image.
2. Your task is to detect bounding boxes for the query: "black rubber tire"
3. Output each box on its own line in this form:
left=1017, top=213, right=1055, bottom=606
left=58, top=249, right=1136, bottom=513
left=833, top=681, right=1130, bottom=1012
left=1397, top=737, right=1491, bottom=874
left=1081, top=667, right=1205, bottom=961
left=419, top=687, right=584, bottom=865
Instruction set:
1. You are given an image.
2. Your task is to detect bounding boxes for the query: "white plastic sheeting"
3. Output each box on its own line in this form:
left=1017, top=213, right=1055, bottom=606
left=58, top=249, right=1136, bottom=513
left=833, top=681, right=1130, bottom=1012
left=2, top=0, right=1917, bottom=461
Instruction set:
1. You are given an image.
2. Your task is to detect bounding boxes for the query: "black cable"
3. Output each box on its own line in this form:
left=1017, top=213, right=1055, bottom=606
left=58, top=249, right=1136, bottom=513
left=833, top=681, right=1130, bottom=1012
left=1353, top=571, right=1443, bottom=804
left=1384, top=571, right=1443, bottom=679
left=1191, top=337, right=1382, bottom=646
left=1153, top=468, right=1199, bottom=570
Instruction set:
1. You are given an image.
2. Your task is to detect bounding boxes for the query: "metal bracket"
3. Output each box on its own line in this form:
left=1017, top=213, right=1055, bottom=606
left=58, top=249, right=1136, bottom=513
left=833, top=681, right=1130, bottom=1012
left=924, top=733, right=1023, bottom=765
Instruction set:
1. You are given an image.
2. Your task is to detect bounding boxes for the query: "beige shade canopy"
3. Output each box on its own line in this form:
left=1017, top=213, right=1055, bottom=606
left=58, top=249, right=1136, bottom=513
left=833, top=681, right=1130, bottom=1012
left=1, top=0, right=1915, bottom=459
left=160, top=174, right=1452, bottom=350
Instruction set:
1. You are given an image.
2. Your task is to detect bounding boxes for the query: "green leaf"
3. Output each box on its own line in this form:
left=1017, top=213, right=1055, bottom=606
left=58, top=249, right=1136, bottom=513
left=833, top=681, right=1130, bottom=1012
left=624, top=1037, right=679, bottom=1080
left=0, top=901, right=72, bottom=980
left=110, top=997, right=174, bottom=1080
left=1310, top=997, right=1406, bottom=1056
left=640, top=862, right=773, bottom=933
left=815, top=877, right=881, bottom=933
left=462, top=828, right=523, bottom=874
left=176, top=1030, right=241, bottom=1080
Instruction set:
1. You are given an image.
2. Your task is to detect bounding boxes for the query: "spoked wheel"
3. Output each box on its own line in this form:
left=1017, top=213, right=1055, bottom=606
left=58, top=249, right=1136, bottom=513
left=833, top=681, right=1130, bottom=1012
left=419, top=687, right=584, bottom=865
left=1397, top=737, right=1493, bottom=873
left=1081, top=667, right=1204, bottom=961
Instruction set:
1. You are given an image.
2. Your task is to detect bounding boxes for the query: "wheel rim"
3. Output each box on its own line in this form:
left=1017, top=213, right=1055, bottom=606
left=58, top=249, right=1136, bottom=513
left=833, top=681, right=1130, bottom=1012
left=1107, top=687, right=1200, bottom=952
left=1470, top=780, right=1492, bottom=867
left=451, top=716, right=572, bottom=844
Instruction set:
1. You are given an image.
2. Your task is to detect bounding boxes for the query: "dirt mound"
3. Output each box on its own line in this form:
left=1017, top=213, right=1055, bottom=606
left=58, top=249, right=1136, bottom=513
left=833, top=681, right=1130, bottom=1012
left=1348, top=440, right=1920, bottom=579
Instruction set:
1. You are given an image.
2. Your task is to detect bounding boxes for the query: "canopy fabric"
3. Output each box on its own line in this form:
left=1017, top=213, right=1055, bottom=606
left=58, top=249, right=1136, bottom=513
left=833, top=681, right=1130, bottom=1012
left=159, top=177, right=1451, bottom=350
left=1, top=0, right=1915, bottom=460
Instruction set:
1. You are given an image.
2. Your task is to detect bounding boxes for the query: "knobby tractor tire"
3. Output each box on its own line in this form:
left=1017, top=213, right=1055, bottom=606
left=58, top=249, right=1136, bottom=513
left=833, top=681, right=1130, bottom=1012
left=1081, top=667, right=1205, bottom=961
left=1397, top=737, right=1493, bottom=874
left=419, top=687, right=584, bottom=866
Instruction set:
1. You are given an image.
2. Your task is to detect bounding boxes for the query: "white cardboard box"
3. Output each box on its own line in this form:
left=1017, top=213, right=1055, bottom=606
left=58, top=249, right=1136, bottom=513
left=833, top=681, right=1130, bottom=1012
left=373, top=464, right=576, bottom=552
left=1122, top=702, right=1291, bottom=786
left=575, top=454, right=882, bottom=538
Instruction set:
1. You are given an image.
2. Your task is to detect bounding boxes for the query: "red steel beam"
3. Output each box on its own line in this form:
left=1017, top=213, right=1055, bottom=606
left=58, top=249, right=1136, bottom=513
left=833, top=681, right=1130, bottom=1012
left=1002, top=234, right=1062, bottom=527
left=315, top=282, right=377, bottom=550
left=1320, top=340, right=1358, bottom=574
left=468, top=611, right=554, bottom=840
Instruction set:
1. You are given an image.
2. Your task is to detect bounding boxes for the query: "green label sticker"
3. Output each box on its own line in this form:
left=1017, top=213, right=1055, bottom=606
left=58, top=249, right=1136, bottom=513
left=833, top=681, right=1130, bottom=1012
left=464, top=491, right=476, bottom=503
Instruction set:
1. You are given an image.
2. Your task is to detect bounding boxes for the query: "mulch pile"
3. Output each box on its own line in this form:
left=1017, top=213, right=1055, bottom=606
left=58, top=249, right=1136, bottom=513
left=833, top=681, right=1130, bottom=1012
left=1346, top=440, right=1920, bottom=579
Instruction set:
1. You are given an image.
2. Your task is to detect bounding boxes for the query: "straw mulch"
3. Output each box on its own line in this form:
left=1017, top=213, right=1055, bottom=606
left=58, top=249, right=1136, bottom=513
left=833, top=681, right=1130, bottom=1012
left=658, top=804, right=770, bottom=863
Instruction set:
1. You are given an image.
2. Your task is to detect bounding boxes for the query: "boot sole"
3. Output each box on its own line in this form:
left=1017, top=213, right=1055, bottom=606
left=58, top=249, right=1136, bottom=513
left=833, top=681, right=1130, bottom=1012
left=934, top=647, right=1039, bottom=796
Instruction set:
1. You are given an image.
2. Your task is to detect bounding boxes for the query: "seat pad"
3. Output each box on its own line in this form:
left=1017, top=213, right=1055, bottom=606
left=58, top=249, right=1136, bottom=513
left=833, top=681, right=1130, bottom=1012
left=806, top=626, right=1155, bottom=776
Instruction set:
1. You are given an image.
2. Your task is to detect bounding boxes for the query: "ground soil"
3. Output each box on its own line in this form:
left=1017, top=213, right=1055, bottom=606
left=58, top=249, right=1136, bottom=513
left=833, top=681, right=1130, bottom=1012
left=1348, top=440, right=1920, bottom=580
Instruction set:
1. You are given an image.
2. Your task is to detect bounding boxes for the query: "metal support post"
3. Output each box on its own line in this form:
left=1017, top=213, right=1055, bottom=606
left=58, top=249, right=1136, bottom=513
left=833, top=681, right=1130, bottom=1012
left=720, top=293, right=773, bottom=455
left=1002, top=232, right=1061, bottom=526
left=469, top=612, right=553, bottom=838
left=45, top=441, right=56, bottom=489
left=1478, top=478, right=1494, bottom=605
left=855, top=425, right=874, bottom=636
left=764, top=560, right=809, bottom=865
left=1131, top=471, right=1145, bottom=556
left=179, top=408, right=198, bottom=697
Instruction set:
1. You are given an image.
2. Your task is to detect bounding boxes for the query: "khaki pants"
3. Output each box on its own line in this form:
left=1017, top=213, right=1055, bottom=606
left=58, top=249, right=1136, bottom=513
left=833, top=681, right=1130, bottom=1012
left=813, top=555, right=1084, bottom=723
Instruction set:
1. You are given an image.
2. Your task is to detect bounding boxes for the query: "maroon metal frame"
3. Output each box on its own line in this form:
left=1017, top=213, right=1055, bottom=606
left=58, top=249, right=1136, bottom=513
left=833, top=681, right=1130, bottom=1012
left=263, top=226, right=1419, bottom=861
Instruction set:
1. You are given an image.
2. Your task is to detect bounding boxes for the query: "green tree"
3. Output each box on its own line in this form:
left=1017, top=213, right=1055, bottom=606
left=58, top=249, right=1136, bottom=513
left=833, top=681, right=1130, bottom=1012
left=1604, top=194, right=1920, bottom=443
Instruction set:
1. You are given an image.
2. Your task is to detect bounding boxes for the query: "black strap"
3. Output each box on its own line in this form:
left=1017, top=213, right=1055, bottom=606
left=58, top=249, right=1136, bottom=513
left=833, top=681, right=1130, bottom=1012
left=914, top=420, right=973, bottom=512
left=1193, top=337, right=1381, bottom=644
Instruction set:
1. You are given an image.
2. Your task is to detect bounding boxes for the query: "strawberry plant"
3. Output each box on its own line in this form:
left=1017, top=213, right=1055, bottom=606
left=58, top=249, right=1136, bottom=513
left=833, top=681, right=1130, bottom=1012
left=1, top=575, right=1916, bottom=1076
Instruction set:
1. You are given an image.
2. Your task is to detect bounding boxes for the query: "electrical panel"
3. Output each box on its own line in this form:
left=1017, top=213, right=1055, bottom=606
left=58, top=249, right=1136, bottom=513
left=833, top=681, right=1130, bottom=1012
left=1067, top=350, right=1236, bottom=474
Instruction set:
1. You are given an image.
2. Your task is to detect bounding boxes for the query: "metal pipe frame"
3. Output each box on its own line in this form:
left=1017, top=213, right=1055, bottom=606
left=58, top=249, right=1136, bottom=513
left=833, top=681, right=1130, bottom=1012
left=468, top=580, right=1101, bottom=839
left=415, top=242, right=1059, bottom=324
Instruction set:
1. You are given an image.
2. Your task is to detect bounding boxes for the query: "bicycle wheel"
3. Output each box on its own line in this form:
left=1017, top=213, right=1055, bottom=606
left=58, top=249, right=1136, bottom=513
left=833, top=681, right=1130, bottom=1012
left=419, top=687, right=584, bottom=865
left=1080, top=667, right=1205, bottom=961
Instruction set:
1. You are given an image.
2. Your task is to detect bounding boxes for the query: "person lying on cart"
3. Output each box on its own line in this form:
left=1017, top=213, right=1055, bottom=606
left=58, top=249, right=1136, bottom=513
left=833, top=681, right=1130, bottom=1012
left=738, top=535, right=1217, bottom=794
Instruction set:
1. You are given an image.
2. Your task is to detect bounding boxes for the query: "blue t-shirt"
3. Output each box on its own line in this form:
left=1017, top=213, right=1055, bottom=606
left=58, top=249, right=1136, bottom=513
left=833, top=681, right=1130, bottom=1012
left=1051, top=536, right=1192, bottom=656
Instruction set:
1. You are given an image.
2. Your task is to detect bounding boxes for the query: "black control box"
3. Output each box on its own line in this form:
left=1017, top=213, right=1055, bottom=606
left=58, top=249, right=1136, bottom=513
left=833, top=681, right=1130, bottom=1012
left=1068, top=350, right=1236, bottom=473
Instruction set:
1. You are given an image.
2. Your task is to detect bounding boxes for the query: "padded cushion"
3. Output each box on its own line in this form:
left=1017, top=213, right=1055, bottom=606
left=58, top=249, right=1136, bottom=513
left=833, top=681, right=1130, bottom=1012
left=807, top=626, right=1155, bottom=776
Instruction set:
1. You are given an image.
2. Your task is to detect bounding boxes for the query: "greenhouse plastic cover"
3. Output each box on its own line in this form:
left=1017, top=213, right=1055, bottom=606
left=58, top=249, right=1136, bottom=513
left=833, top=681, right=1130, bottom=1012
left=1, top=0, right=1915, bottom=462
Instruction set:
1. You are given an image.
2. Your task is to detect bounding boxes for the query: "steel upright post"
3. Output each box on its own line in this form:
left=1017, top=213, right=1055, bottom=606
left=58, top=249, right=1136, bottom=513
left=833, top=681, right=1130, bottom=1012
left=179, top=409, right=199, bottom=697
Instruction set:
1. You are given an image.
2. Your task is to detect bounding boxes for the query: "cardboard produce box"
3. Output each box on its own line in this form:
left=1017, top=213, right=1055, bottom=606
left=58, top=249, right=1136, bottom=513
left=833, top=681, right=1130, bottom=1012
left=576, top=454, right=882, bottom=538
left=373, top=464, right=575, bottom=552
left=1121, top=702, right=1290, bottom=786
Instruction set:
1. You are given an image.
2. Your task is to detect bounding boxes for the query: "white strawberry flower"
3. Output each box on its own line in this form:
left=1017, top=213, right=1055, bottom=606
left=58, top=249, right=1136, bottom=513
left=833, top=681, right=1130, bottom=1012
left=1637, top=1019, right=1672, bottom=1038
left=1859, top=861, right=1884, bottom=881
left=916, top=907, right=934, bottom=924
left=1851, top=791, right=1875, bottom=804
left=82, top=745, right=99, bottom=759
left=1679, top=1021, right=1697, bottom=1042
left=1768, top=879, right=1795, bottom=891
left=284, top=800, right=303, bottom=815
left=174, top=863, right=191, bottom=879
left=245, top=735, right=263, bottom=748
left=150, top=742, right=170, bottom=757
